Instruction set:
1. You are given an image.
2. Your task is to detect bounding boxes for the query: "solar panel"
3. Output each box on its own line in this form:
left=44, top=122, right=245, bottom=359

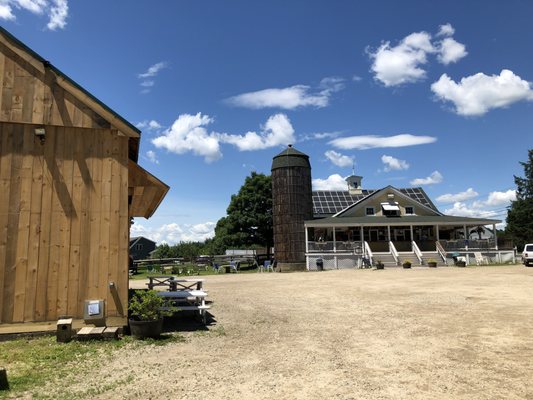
left=312, top=187, right=436, bottom=216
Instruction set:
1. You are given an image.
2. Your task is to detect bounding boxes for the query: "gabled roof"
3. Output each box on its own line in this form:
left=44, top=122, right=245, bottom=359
left=129, top=236, right=156, bottom=248
left=0, top=26, right=140, bottom=141
left=312, top=186, right=438, bottom=216
left=333, top=185, right=443, bottom=218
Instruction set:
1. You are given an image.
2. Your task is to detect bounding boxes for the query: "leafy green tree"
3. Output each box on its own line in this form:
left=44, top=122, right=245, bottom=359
left=506, top=149, right=533, bottom=250
left=213, top=172, right=273, bottom=253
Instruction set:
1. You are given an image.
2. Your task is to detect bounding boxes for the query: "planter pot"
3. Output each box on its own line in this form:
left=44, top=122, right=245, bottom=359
left=376, top=263, right=385, bottom=270
left=428, top=262, right=437, bottom=268
left=129, top=318, right=163, bottom=339
left=402, top=263, right=412, bottom=269
left=456, top=261, right=466, bottom=268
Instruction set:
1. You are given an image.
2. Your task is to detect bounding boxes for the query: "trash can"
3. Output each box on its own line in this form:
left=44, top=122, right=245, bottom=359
left=316, top=258, right=324, bottom=271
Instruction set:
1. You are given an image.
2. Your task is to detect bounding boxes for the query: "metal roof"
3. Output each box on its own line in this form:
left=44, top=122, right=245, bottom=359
left=271, top=145, right=311, bottom=170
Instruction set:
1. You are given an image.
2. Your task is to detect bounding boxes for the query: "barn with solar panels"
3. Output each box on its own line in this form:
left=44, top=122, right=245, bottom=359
left=271, top=145, right=512, bottom=270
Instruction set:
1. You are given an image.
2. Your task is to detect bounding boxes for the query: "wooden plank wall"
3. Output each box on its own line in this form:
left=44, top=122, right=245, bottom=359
left=0, top=123, right=129, bottom=323
left=0, top=40, right=111, bottom=131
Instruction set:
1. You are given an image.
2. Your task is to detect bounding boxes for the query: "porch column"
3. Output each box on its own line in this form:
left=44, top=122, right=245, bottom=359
left=410, top=225, right=414, bottom=243
left=360, top=225, right=364, bottom=247
left=436, top=225, right=440, bottom=241
left=464, top=224, right=469, bottom=265
left=493, top=223, right=498, bottom=250
left=387, top=225, right=391, bottom=242
left=333, top=227, right=336, bottom=252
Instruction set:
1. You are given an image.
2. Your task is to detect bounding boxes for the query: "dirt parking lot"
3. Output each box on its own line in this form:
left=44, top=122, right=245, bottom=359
left=41, top=266, right=533, bottom=399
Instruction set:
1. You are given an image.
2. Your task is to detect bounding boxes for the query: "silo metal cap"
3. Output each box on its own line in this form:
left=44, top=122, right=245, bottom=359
left=271, top=144, right=311, bottom=171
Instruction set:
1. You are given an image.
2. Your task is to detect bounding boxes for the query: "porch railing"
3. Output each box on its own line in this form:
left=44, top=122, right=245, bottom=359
left=389, top=241, right=399, bottom=265
left=436, top=241, right=447, bottom=263
left=308, top=241, right=363, bottom=253
left=438, top=239, right=496, bottom=250
left=412, top=241, right=423, bottom=264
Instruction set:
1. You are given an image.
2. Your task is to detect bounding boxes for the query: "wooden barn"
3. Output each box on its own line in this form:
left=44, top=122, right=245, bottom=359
left=0, top=27, right=168, bottom=330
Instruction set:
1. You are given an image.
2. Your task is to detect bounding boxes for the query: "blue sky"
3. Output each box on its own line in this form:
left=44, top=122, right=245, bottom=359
left=2, top=1, right=533, bottom=243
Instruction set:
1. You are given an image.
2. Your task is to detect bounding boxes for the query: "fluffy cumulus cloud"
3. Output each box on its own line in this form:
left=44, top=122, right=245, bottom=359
left=436, top=188, right=478, bottom=203
left=131, top=222, right=216, bottom=244
left=330, top=134, right=436, bottom=150
left=431, top=69, right=533, bottom=116
left=152, top=113, right=296, bottom=162
left=312, top=174, right=348, bottom=191
left=0, top=0, right=68, bottom=29
left=444, top=202, right=499, bottom=218
left=368, top=24, right=467, bottom=86
left=324, top=150, right=354, bottom=168
left=410, top=171, right=443, bottom=185
left=486, top=189, right=516, bottom=206
left=225, top=77, right=345, bottom=110
left=152, top=113, right=222, bottom=163
left=218, top=113, right=295, bottom=151
left=381, top=155, right=409, bottom=171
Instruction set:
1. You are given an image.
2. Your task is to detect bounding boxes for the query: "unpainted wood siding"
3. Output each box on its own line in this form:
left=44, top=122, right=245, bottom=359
left=0, top=40, right=111, bottom=130
left=0, top=123, right=129, bottom=323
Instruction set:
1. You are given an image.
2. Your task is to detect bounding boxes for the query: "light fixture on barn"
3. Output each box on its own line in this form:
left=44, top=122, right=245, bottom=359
left=34, top=127, right=46, bottom=144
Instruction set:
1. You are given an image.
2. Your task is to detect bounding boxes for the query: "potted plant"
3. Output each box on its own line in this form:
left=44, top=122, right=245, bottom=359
left=128, top=290, right=171, bottom=339
left=402, top=259, right=412, bottom=269
left=427, top=259, right=437, bottom=268
left=375, top=260, right=385, bottom=269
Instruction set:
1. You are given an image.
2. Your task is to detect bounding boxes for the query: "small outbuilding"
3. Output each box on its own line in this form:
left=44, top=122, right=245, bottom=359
left=0, top=27, right=168, bottom=329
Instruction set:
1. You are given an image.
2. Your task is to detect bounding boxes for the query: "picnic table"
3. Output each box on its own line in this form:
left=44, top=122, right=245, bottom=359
left=146, top=276, right=204, bottom=291
left=156, top=289, right=210, bottom=324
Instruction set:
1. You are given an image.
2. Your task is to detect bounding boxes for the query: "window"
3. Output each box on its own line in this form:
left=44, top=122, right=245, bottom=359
left=405, top=206, right=414, bottom=215
left=366, top=207, right=374, bottom=216
left=136, top=244, right=143, bottom=250
left=381, top=202, right=400, bottom=217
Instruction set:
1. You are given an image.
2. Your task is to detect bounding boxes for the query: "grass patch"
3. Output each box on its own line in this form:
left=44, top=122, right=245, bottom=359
left=0, top=333, right=185, bottom=399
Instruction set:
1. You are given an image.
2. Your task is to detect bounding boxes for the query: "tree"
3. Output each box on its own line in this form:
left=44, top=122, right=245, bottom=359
left=506, top=149, right=533, bottom=250
left=212, top=172, right=273, bottom=253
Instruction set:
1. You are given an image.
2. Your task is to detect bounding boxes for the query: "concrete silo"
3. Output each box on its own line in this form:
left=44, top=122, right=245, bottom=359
left=271, top=145, right=313, bottom=271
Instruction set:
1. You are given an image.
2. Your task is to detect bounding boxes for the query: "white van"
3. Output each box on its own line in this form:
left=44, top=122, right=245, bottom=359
left=522, top=244, right=533, bottom=266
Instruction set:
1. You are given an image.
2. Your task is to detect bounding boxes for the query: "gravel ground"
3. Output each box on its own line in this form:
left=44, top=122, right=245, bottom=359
left=30, top=266, right=533, bottom=399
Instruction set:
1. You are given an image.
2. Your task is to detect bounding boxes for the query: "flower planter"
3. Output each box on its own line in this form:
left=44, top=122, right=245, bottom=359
left=129, top=318, right=163, bottom=339
left=428, top=262, right=437, bottom=268
left=402, top=263, right=412, bottom=269
left=456, top=261, right=466, bottom=268
left=375, top=263, right=385, bottom=270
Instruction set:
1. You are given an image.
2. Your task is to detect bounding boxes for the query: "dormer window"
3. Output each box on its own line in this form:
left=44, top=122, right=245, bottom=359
left=366, top=207, right=374, bottom=216
left=405, top=206, right=414, bottom=215
left=381, top=202, right=400, bottom=217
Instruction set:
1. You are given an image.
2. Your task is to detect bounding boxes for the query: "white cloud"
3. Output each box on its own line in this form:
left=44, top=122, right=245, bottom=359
left=486, top=190, right=516, bottom=206
left=444, top=202, right=499, bottom=218
left=0, top=0, right=68, bottom=29
left=138, top=62, right=168, bottom=78
left=368, top=25, right=467, bottom=86
left=152, top=113, right=222, bottom=163
left=140, top=80, right=154, bottom=87
left=225, top=77, right=345, bottom=110
left=131, top=221, right=216, bottom=245
left=437, top=23, right=455, bottom=37
left=368, top=31, right=434, bottom=87
left=381, top=155, right=409, bottom=171
left=437, top=38, right=467, bottom=65
left=410, top=171, right=443, bottom=185
left=436, top=188, right=478, bottom=203
left=300, top=131, right=342, bottom=142
left=330, top=134, right=436, bottom=150
left=136, top=119, right=162, bottom=131
left=312, top=174, right=348, bottom=191
left=218, top=113, right=295, bottom=151
left=325, top=150, right=354, bottom=168
left=146, top=150, right=159, bottom=164
left=431, top=69, right=533, bottom=116
left=47, top=0, right=67, bottom=30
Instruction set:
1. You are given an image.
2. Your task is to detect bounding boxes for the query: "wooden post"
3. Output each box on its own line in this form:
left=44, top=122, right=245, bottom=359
left=0, top=368, right=9, bottom=390
left=493, top=223, right=498, bottom=250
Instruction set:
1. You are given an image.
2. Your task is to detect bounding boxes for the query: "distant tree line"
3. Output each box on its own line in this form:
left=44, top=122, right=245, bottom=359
left=151, top=172, right=273, bottom=259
